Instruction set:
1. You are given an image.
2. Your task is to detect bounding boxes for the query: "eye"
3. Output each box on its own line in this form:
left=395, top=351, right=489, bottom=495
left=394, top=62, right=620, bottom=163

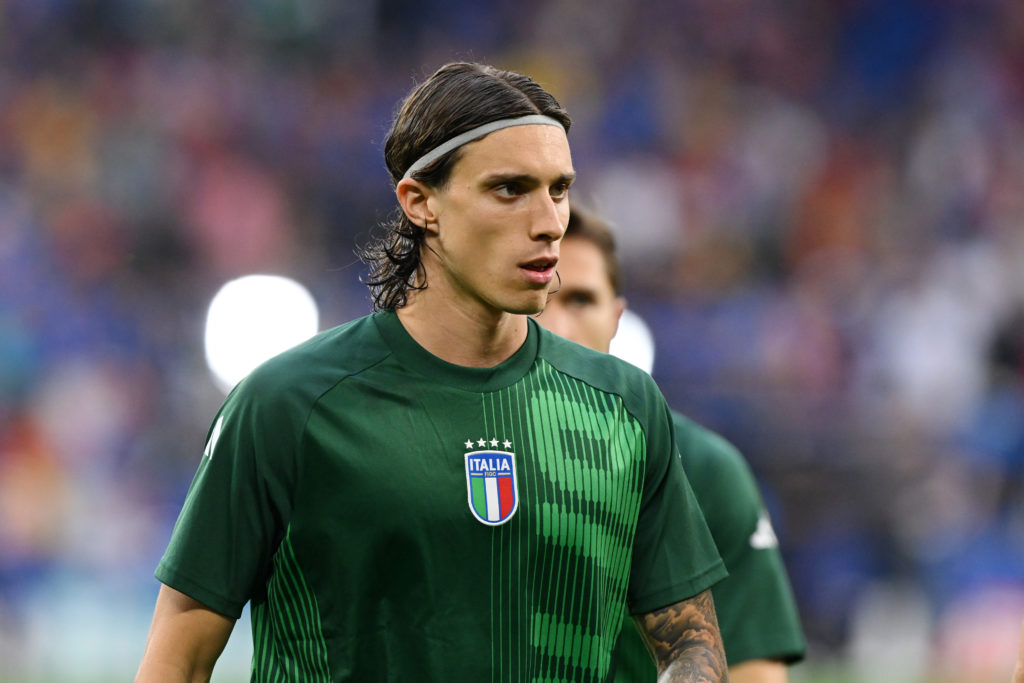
left=565, top=291, right=595, bottom=308
left=495, top=182, right=526, bottom=198
left=550, top=181, right=571, bottom=200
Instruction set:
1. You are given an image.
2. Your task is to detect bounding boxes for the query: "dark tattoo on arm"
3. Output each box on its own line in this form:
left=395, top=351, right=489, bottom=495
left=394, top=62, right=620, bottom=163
left=635, top=589, right=728, bottom=682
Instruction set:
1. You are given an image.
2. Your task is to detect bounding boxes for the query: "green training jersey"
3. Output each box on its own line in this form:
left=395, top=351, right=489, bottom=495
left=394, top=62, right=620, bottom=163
left=612, top=412, right=806, bottom=681
left=156, top=311, right=726, bottom=682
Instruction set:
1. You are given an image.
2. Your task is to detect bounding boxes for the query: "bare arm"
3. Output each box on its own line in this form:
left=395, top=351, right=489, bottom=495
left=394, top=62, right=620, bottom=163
left=729, top=659, right=788, bottom=683
left=635, top=589, right=729, bottom=682
left=135, top=585, right=236, bottom=683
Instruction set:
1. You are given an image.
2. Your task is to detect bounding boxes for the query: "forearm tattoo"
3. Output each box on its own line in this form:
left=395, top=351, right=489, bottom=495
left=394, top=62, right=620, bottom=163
left=636, top=590, right=728, bottom=682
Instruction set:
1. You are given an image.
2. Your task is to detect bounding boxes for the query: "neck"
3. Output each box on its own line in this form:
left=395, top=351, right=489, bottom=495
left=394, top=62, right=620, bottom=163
left=396, top=290, right=529, bottom=368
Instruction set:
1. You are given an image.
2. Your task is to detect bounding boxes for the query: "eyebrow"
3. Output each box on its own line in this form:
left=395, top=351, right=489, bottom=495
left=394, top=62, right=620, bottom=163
left=479, top=171, right=577, bottom=188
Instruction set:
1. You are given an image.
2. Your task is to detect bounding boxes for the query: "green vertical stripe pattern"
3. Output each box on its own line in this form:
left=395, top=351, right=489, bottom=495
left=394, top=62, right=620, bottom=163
left=482, top=359, right=645, bottom=682
left=251, top=527, right=331, bottom=681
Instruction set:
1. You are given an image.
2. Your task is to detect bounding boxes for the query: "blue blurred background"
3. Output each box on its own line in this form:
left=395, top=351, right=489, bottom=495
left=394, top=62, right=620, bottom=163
left=1, top=1, right=1024, bottom=680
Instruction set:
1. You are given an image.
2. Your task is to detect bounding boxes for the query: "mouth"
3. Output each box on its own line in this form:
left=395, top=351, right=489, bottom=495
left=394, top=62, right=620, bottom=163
left=519, top=256, right=558, bottom=285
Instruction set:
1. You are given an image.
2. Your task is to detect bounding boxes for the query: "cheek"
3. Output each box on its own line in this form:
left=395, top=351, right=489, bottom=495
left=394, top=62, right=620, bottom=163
left=449, top=226, right=499, bottom=266
left=538, top=305, right=574, bottom=338
left=593, top=307, right=620, bottom=338
left=587, top=315, right=612, bottom=340
left=557, top=202, right=570, bottom=226
left=460, top=208, right=512, bottom=246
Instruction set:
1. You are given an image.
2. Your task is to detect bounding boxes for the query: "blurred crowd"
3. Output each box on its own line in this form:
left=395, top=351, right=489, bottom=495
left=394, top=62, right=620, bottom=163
left=2, top=0, right=1024, bottom=680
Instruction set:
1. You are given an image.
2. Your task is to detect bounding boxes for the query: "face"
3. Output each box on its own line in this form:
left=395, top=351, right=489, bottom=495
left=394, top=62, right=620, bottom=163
left=536, top=235, right=625, bottom=353
left=411, top=124, right=575, bottom=318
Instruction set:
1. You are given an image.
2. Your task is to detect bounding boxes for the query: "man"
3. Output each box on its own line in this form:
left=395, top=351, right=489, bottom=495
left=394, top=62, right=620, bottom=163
left=536, top=205, right=806, bottom=682
left=135, top=62, right=730, bottom=682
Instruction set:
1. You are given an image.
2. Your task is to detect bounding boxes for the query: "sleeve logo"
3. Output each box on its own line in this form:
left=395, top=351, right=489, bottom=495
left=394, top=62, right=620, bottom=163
left=203, top=416, right=225, bottom=460
left=749, top=510, right=779, bottom=549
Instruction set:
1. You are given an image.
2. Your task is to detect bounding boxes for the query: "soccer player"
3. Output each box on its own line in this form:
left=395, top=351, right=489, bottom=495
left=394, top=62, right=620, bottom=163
left=135, top=62, right=730, bottom=682
left=536, top=205, right=806, bottom=682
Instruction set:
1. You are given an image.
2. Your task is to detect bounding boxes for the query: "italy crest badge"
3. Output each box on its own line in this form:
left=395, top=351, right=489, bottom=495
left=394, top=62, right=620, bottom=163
left=465, top=439, right=518, bottom=526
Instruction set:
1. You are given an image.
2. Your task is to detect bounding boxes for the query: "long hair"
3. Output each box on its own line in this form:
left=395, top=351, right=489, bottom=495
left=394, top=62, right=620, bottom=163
left=358, top=62, right=571, bottom=311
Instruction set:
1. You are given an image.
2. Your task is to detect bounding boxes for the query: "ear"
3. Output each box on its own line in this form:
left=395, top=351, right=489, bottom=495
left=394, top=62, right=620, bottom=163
left=611, top=296, right=627, bottom=338
left=396, top=178, right=439, bottom=234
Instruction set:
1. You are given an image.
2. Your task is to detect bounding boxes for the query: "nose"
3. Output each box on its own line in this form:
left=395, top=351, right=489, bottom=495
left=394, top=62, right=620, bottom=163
left=531, top=194, right=568, bottom=241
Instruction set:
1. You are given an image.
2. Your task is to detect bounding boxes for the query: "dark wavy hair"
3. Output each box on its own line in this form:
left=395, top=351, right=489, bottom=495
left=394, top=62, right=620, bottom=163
left=358, top=62, right=572, bottom=311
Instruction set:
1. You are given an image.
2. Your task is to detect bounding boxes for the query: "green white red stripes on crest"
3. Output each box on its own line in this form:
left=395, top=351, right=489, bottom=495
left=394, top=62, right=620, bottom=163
left=465, top=451, right=518, bottom=525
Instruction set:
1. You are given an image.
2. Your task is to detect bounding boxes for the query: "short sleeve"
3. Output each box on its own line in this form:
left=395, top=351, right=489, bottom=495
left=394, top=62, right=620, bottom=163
left=626, top=400, right=727, bottom=614
left=155, top=373, right=300, bottom=618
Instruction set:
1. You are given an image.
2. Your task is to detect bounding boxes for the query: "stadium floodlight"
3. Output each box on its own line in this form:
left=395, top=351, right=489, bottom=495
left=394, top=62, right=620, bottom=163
left=204, top=274, right=319, bottom=393
left=609, top=309, right=655, bottom=375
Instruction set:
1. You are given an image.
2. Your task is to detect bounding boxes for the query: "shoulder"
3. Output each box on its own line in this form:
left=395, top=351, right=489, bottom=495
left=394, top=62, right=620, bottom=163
left=228, top=313, right=390, bottom=416
left=671, top=410, right=764, bottom=530
left=671, top=412, right=749, bottom=480
left=534, top=323, right=664, bottom=409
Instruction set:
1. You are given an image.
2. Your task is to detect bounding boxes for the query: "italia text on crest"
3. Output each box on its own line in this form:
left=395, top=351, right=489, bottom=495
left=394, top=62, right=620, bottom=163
left=464, top=438, right=518, bottom=526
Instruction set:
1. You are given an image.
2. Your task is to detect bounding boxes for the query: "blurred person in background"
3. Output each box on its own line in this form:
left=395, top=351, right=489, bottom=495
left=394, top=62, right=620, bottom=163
left=135, top=62, right=730, bottom=682
left=536, top=204, right=806, bottom=682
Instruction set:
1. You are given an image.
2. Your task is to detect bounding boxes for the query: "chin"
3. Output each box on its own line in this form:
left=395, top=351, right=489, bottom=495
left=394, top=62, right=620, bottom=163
left=486, top=284, right=552, bottom=317
left=506, top=304, right=545, bottom=316
left=502, top=295, right=548, bottom=316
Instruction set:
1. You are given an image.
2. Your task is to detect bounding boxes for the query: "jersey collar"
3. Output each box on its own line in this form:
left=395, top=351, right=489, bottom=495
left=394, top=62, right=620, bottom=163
left=373, top=310, right=539, bottom=392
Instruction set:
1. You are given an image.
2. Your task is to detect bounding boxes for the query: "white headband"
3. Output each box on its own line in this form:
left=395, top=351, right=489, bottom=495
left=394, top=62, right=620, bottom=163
left=401, top=114, right=565, bottom=180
